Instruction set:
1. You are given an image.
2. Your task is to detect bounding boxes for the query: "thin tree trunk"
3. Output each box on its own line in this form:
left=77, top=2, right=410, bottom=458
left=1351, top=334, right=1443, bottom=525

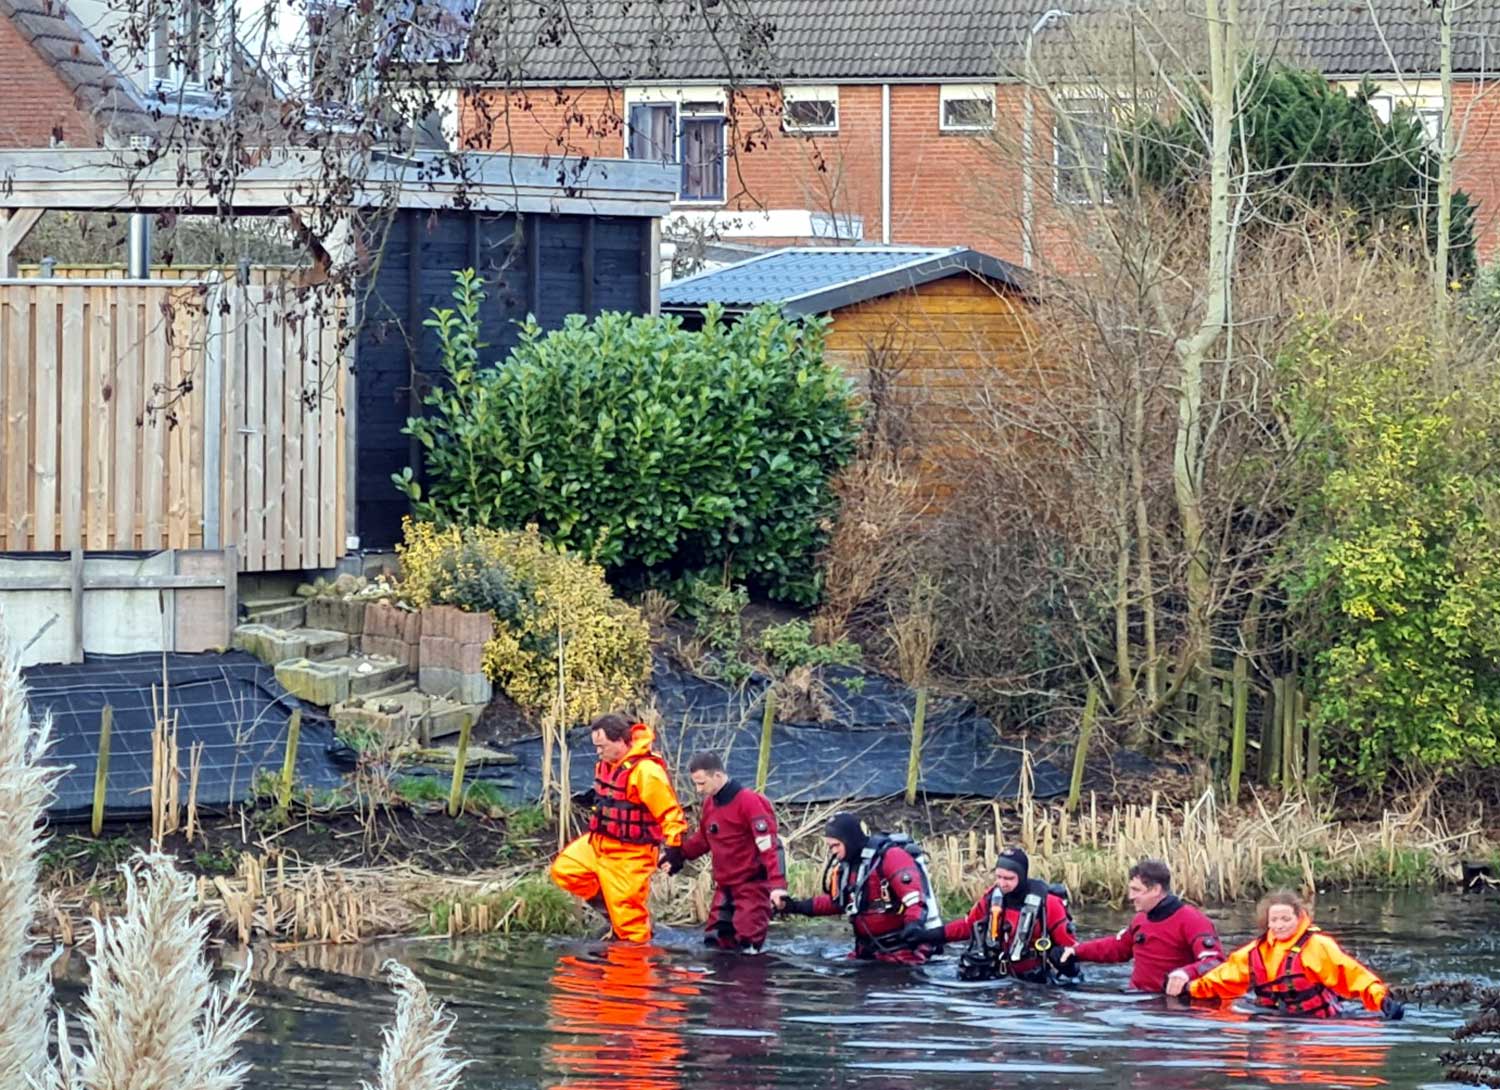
left=1115, top=464, right=1134, bottom=710
left=1171, top=0, right=1237, bottom=689
left=1130, top=365, right=1159, bottom=706
left=1434, top=0, right=1454, bottom=358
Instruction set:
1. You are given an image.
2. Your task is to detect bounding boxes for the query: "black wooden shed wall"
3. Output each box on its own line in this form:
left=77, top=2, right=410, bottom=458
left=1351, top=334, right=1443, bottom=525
left=356, top=208, right=654, bottom=549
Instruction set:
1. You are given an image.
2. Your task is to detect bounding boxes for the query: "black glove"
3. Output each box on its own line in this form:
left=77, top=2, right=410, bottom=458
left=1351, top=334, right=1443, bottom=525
left=1049, top=944, right=1082, bottom=978
left=779, top=897, right=815, bottom=916
left=660, top=845, right=686, bottom=875
left=570, top=788, right=597, bottom=808
left=901, top=924, right=946, bottom=947
left=1381, top=996, right=1405, bottom=1021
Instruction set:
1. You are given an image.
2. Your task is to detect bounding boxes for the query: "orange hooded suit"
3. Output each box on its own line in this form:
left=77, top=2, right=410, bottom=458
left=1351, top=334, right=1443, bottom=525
left=551, top=722, right=687, bottom=943
left=1189, top=915, right=1389, bottom=1015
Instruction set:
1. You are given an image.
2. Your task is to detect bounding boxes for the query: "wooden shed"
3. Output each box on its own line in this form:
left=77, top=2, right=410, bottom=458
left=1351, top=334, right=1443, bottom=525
left=661, top=247, right=1033, bottom=495
left=0, top=148, right=673, bottom=661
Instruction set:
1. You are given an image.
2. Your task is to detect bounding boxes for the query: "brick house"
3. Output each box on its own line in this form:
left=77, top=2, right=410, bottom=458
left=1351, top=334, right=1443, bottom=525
left=0, top=0, right=155, bottom=146
left=453, top=1, right=1500, bottom=269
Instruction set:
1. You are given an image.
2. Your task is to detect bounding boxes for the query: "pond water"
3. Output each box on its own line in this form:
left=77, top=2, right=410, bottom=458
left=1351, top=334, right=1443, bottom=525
left=57, top=890, right=1500, bottom=1089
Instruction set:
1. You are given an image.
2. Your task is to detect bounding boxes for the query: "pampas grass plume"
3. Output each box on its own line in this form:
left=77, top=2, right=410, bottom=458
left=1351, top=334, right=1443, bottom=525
left=0, top=622, right=63, bottom=1090
left=49, top=853, right=255, bottom=1090
left=364, top=961, right=467, bottom=1090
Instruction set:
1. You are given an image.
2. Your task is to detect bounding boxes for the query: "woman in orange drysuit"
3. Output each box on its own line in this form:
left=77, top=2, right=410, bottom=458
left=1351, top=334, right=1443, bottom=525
left=551, top=714, right=688, bottom=943
left=1183, top=889, right=1404, bottom=1019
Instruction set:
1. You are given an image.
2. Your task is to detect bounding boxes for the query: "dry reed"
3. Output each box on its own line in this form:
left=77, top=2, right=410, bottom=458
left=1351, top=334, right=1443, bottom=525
left=362, top=961, right=467, bottom=1090
left=47, top=853, right=255, bottom=1090
left=0, top=623, right=62, bottom=1090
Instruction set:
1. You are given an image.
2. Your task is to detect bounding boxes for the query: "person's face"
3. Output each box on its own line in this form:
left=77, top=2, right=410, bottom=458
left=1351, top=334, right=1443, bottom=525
left=826, top=836, right=846, bottom=861
left=996, top=868, right=1020, bottom=894
left=691, top=769, right=727, bottom=799
left=1128, top=876, right=1166, bottom=914
left=592, top=729, right=629, bottom=764
left=1267, top=904, right=1301, bottom=941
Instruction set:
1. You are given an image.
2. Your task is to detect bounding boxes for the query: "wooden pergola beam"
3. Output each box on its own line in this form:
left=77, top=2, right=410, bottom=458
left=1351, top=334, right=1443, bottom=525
left=1, top=209, right=45, bottom=277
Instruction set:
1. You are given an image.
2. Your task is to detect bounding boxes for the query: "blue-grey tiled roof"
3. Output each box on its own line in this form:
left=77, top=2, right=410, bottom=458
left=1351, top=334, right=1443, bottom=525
left=661, top=246, right=1026, bottom=317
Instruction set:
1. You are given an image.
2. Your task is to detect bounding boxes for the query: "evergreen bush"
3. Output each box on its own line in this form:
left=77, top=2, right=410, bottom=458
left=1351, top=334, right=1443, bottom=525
left=396, top=271, right=859, bottom=604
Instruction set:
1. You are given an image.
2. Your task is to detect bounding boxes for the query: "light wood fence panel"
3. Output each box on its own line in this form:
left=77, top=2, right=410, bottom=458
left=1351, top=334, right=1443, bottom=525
left=0, top=278, right=348, bottom=572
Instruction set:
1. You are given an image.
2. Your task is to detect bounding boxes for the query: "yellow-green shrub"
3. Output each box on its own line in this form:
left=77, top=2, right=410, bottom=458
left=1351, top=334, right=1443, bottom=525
left=397, top=518, right=651, bottom=725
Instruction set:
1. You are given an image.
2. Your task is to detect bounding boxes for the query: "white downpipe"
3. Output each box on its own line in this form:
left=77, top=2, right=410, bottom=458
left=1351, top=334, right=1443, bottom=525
left=881, top=83, right=892, bottom=245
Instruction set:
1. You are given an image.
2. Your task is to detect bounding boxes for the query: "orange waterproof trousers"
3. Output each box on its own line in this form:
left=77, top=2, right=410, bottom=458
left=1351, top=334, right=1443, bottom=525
left=552, top=833, right=659, bottom=943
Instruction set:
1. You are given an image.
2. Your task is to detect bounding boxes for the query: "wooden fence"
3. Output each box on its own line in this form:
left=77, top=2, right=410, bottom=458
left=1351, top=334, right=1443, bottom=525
left=16, top=263, right=306, bottom=286
left=0, top=276, right=348, bottom=572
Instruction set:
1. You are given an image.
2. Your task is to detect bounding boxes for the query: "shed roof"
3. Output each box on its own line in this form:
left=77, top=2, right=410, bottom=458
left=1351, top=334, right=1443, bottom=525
left=660, top=246, right=1027, bottom=317
left=458, top=0, right=1500, bottom=84
left=0, top=0, right=156, bottom=138
left=0, top=148, right=678, bottom=217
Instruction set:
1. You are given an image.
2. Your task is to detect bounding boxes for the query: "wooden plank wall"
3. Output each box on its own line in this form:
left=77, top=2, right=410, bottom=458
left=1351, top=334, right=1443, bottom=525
left=1, top=280, right=211, bottom=553
left=0, top=279, right=347, bottom=572
left=223, top=281, right=347, bottom=572
left=16, top=264, right=304, bottom=287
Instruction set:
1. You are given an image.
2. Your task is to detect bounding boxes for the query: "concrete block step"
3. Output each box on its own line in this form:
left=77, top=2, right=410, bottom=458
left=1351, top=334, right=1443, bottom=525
left=231, top=624, right=349, bottom=667
left=242, top=596, right=307, bottom=629
left=320, top=654, right=409, bottom=696
left=421, top=697, right=487, bottom=743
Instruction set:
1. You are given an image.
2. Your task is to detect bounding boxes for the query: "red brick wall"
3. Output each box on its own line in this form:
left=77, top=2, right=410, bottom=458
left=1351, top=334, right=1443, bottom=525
left=461, top=78, right=1500, bottom=269
left=0, top=18, right=95, bottom=147
left=1455, top=79, right=1500, bottom=263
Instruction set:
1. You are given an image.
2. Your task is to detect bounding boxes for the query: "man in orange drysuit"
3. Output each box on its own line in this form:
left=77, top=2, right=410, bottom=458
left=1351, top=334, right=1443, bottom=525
left=551, top=713, right=687, bottom=943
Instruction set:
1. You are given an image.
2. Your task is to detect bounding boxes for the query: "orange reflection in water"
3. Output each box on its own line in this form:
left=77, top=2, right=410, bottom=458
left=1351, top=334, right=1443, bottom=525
left=546, top=944, right=703, bottom=1090
left=1198, top=1004, right=1393, bottom=1089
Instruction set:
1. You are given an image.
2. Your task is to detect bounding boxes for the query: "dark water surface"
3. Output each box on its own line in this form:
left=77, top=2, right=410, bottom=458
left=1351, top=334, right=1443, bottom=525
left=68, top=891, right=1500, bottom=1089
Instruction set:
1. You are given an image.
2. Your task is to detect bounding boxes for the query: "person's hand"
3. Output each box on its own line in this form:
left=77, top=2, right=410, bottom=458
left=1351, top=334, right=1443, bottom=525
left=570, top=788, right=597, bottom=808
left=1380, top=996, right=1406, bottom=1021
left=1165, top=970, right=1191, bottom=997
left=1057, top=946, right=1076, bottom=963
left=659, top=845, right=685, bottom=876
left=899, top=923, right=927, bottom=947
left=769, top=889, right=788, bottom=910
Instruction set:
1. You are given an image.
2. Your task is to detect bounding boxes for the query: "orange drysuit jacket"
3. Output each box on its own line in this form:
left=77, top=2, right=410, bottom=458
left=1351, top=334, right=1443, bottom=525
left=552, top=723, right=687, bottom=943
left=1189, top=916, right=1389, bottom=1012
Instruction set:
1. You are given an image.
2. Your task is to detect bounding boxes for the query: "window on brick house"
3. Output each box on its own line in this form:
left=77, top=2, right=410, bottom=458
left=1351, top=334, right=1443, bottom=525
left=939, top=84, right=995, bottom=132
left=1369, top=94, right=1394, bottom=124
left=679, top=115, right=726, bottom=202
left=1054, top=98, right=1111, bottom=204
left=784, top=87, right=838, bottom=133
left=1419, top=106, right=1443, bottom=149
left=628, top=102, right=677, bottom=163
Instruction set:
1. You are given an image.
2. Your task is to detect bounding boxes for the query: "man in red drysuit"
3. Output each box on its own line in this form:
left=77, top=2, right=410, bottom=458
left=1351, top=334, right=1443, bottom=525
left=914, top=846, right=1078, bottom=983
left=660, top=751, right=785, bottom=953
left=1060, top=858, right=1223, bottom=992
left=773, top=812, right=937, bottom=964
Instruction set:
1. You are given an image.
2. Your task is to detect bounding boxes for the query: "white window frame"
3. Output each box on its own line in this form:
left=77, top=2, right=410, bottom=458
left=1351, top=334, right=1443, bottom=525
left=782, top=85, right=839, bottom=134
left=1418, top=107, right=1444, bottom=149
left=1052, top=96, right=1112, bottom=206
left=623, top=87, right=729, bottom=206
left=939, top=83, right=995, bottom=133
left=1368, top=94, right=1394, bottom=124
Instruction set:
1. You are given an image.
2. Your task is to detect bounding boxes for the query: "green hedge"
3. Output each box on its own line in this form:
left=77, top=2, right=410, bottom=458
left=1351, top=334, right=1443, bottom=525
left=396, top=271, right=859, bottom=604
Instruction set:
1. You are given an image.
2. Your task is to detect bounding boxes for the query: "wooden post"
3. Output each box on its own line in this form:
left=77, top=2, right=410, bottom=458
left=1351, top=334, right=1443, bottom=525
left=447, top=713, right=473, bottom=818
left=904, top=686, right=929, bottom=806
left=1198, top=667, right=1221, bottom=759
left=1065, top=683, right=1099, bottom=813
left=1305, top=709, right=1321, bottom=801
left=1264, top=676, right=1284, bottom=786
left=277, top=707, right=303, bottom=810
left=69, top=547, right=85, bottom=663
left=1228, top=655, right=1248, bottom=806
left=1281, top=676, right=1299, bottom=789
left=91, top=705, right=113, bottom=837
left=755, top=688, right=777, bottom=793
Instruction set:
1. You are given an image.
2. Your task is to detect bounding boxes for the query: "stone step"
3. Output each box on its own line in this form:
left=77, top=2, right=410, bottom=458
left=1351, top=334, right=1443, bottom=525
left=420, top=696, right=486, bottom=744
left=242, top=596, right=307, bottom=630
left=232, top=624, right=349, bottom=668
left=321, top=654, right=409, bottom=697
left=405, top=744, right=518, bottom=768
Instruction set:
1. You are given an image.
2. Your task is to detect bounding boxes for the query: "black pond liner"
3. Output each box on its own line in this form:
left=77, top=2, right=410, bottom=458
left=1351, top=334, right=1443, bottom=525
left=416, top=659, right=1070, bottom=805
left=24, top=651, right=342, bottom=822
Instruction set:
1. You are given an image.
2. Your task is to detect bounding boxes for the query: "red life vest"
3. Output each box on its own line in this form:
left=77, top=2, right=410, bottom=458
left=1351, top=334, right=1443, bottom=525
left=588, top=752, right=667, bottom=846
left=1248, top=927, right=1342, bottom=1018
